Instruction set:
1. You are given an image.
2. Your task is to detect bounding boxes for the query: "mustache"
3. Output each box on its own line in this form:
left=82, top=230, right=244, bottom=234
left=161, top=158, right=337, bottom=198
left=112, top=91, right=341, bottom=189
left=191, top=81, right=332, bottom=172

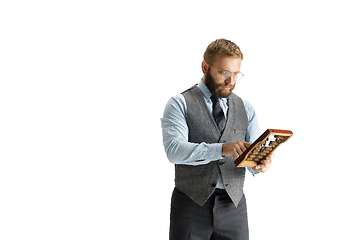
left=218, top=82, right=235, bottom=88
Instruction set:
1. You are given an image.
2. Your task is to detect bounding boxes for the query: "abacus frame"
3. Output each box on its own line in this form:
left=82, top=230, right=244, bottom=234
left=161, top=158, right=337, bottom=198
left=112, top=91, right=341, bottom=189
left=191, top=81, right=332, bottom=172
left=234, top=129, right=293, bottom=167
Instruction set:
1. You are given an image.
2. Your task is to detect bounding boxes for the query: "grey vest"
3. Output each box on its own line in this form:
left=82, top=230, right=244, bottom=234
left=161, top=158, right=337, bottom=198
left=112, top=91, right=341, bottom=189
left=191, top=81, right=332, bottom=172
left=175, top=85, right=248, bottom=207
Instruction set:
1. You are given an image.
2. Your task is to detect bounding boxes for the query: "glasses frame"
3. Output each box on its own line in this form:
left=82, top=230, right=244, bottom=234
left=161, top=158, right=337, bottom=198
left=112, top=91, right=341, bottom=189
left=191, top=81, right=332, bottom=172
left=208, top=62, right=244, bottom=82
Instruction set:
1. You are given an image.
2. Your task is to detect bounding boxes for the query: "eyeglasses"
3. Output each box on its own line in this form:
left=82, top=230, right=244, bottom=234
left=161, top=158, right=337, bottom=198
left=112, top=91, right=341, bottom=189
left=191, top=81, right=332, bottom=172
left=208, top=62, right=244, bottom=82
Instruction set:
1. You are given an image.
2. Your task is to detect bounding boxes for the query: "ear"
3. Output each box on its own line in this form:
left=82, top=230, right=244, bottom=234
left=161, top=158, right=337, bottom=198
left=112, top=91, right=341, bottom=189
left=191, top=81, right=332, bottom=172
left=201, top=60, right=209, bottom=74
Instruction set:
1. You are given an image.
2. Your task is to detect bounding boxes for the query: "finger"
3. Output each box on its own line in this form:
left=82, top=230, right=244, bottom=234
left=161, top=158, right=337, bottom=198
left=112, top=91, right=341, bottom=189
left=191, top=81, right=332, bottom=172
left=261, top=161, right=271, bottom=170
left=254, top=164, right=264, bottom=172
left=238, top=142, right=248, bottom=152
left=233, top=148, right=241, bottom=159
left=255, top=163, right=265, bottom=169
left=244, top=142, right=252, bottom=148
left=265, top=155, right=273, bottom=163
left=263, top=162, right=271, bottom=169
left=259, top=165, right=268, bottom=172
left=261, top=159, right=271, bottom=164
left=239, top=141, right=251, bottom=152
left=255, top=162, right=270, bottom=172
left=235, top=144, right=243, bottom=156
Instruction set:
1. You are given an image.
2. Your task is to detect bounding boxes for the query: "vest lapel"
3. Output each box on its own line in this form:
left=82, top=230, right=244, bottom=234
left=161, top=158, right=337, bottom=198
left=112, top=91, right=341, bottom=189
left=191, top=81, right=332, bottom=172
left=219, top=94, right=234, bottom=143
left=191, top=86, right=222, bottom=140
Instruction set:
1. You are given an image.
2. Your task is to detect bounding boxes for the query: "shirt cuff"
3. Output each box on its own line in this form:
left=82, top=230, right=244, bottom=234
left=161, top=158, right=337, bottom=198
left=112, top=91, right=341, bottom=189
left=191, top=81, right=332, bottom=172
left=247, top=167, right=259, bottom=176
left=207, top=143, right=224, bottom=160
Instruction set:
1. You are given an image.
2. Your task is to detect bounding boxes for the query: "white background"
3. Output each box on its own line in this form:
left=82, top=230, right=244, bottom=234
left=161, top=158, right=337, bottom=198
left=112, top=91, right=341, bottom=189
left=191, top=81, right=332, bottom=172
left=1, top=1, right=360, bottom=239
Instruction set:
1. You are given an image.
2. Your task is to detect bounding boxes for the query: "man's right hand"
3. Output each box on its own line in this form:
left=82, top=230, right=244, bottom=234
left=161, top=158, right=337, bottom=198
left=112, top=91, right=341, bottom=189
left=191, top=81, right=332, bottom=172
left=222, top=141, right=251, bottom=159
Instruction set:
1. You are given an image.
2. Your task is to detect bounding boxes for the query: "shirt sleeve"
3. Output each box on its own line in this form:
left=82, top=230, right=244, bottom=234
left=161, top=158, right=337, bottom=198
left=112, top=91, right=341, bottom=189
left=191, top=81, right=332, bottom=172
left=243, top=99, right=261, bottom=176
left=161, top=94, right=223, bottom=166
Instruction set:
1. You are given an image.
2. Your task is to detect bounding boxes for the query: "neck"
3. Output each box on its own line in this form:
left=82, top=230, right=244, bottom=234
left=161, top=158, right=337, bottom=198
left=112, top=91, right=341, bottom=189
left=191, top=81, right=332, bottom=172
left=201, top=76, right=206, bottom=85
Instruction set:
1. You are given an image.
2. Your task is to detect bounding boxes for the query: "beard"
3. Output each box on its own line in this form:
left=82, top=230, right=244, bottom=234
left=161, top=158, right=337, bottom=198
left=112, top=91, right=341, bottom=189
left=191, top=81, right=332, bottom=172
left=204, top=67, right=235, bottom=98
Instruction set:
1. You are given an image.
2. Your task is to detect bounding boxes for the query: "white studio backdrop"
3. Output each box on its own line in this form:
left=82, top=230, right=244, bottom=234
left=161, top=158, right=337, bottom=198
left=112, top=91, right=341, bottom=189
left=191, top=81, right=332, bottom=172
left=1, top=1, right=359, bottom=239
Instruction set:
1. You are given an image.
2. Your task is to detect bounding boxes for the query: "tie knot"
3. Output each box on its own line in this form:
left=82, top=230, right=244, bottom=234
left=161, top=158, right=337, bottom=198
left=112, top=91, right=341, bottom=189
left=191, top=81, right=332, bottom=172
left=210, top=95, right=219, bottom=103
left=210, top=95, right=225, bottom=134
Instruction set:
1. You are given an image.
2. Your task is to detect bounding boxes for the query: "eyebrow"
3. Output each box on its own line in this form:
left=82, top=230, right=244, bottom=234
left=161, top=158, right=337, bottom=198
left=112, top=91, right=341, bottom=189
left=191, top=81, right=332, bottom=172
left=219, top=68, right=240, bottom=74
left=209, top=62, right=240, bottom=74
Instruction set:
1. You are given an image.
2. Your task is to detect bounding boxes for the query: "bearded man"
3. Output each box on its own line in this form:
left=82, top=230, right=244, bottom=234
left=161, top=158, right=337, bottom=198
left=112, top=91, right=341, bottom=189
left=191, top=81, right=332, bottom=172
left=161, top=39, right=273, bottom=240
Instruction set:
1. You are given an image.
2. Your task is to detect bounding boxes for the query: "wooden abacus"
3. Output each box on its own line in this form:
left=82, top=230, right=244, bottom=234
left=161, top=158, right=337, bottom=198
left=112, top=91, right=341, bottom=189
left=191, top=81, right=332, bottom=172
left=234, top=129, right=293, bottom=167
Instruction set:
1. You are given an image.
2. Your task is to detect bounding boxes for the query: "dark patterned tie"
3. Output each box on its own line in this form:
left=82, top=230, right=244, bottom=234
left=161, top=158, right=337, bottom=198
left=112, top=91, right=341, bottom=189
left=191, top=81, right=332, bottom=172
left=210, top=96, right=226, bottom=134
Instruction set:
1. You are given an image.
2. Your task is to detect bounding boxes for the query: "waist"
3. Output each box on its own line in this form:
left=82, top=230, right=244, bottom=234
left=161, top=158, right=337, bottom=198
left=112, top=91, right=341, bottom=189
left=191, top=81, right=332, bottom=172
left=214, top=188, right=227, bottom=195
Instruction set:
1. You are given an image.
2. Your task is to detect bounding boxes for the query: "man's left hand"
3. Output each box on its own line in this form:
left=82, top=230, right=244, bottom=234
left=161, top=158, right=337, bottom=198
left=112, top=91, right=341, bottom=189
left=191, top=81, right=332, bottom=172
left=253, top=153, right=274, bottom=173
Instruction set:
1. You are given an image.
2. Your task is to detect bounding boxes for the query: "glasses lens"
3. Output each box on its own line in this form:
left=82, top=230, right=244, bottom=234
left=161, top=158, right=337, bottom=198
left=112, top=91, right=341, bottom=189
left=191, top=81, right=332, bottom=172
left=236, top=73, right=243, bottom=81
left=222, top=71, right=243, bottom=81
left=222, top=71, right=231, bottom=80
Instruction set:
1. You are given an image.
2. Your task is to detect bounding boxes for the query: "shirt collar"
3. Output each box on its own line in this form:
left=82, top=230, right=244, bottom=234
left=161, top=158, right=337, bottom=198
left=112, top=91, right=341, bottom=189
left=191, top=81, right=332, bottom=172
left=198, top=80, right=212, bottom=101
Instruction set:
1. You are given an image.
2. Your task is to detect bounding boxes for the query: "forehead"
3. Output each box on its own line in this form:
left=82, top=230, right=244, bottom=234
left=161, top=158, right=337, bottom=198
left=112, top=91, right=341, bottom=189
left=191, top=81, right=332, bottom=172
left=213, top=54, right=242, bottom=72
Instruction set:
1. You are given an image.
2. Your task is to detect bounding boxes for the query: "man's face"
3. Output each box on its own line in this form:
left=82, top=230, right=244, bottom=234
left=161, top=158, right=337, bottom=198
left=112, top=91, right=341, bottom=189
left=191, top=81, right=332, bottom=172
left=203, top=55, right=242, bottom=98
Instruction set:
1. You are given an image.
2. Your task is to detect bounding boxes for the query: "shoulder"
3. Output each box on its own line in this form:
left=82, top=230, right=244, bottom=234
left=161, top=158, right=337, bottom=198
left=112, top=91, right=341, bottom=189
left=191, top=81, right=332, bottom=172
left=241, top=98, right=255, bottom=112
left=181, top=84, right=202, bottom=101
left=181, top=84, right=198, bottom=95
left=241, top=98, right=257, bottom=121
left=230, top=92, right=255, bottom=111
left=230, top=93, right=256, bottom=120
left=229, top=93, right=246, bottom=107
left=163, top=93, right=187, bottom=117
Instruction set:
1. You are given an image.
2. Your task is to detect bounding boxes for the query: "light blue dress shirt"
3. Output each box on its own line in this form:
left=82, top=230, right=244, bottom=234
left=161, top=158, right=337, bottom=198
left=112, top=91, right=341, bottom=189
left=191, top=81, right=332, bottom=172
left=161, top=80, right=260, bottom=188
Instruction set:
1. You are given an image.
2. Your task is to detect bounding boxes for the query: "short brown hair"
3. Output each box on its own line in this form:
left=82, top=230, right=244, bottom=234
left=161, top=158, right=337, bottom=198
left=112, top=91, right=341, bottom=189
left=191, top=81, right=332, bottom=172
left=203, top=38, right=243, bottom=63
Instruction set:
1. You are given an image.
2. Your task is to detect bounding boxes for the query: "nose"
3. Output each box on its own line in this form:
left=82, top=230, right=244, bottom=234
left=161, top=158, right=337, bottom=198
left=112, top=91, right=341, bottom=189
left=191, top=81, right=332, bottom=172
left=225, top=75, right=235, bottom=84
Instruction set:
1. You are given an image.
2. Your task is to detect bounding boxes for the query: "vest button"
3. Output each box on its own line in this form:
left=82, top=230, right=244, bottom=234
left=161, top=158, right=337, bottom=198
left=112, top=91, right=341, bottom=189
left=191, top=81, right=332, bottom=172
left=219, top=161, right=225, bottom=165
left=211, top=184, right=216, bottom=187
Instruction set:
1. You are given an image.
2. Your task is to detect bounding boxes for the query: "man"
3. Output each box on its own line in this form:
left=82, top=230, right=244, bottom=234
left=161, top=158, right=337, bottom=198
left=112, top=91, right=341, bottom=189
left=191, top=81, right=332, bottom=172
left=161, top=39, right=273, bottom=240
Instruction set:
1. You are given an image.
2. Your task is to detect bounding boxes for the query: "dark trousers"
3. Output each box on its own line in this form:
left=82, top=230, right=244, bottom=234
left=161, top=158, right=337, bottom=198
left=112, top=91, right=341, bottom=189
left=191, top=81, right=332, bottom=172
left=170, top=187, right=249, bottom=240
